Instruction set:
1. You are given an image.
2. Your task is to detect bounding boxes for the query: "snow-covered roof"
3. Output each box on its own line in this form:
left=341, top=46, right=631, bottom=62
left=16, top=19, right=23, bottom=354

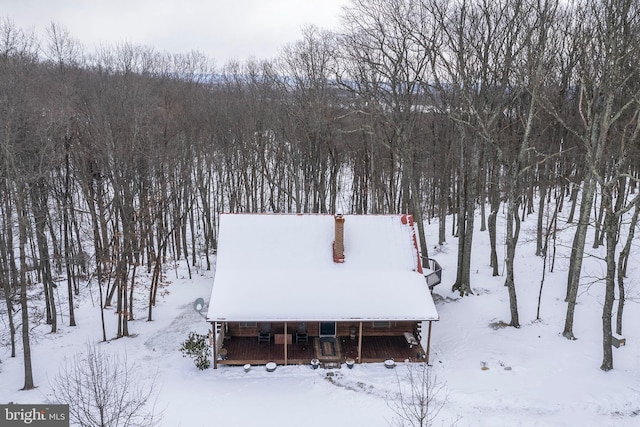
left=206, top=213, right=438, bottom=322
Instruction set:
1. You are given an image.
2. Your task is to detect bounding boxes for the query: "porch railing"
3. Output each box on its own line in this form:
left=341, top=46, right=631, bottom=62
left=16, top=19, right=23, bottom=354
left=421, top=256, right=442, bottom=289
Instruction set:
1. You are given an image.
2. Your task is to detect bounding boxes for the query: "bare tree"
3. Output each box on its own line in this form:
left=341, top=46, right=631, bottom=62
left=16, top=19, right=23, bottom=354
left=50, top=342, right=162, bottom=427
left=279, top=25, right=341, bottom=214
left=386, top=363, right=448, bottom=427
left=16, top=183, right=35, bottom=390
left=44, top=22, right=86, bottom=328
left=429, top=0, right=488, bottom=296
left=541, top=0, right=640, bottom=344
left=498, top=0, right=558, bottom=328
left=0, top=17, right=39, bottom=390
left=339, top=0, right=436, bottom=253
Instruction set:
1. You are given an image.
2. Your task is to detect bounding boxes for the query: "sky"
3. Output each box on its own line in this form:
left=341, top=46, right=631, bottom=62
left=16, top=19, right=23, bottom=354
left=0, top=0, right=349, bottom=65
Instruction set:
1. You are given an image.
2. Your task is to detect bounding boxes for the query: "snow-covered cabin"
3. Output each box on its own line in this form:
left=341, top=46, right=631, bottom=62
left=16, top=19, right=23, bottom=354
left=206, top=213, right=439, bottom=368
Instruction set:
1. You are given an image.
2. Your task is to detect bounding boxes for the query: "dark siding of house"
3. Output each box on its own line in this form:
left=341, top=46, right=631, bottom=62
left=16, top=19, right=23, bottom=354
left=338, top=321, right=419, bottom=337
left=226, top=321, right=419, bottom=338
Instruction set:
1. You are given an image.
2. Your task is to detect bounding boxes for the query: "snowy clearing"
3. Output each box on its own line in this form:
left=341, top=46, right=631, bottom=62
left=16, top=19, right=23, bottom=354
left=1, top=209, right=639, bottom=427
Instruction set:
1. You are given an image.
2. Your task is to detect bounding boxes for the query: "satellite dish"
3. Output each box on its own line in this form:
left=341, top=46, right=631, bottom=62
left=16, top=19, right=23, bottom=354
left=193, top=297, right=205, bottom=313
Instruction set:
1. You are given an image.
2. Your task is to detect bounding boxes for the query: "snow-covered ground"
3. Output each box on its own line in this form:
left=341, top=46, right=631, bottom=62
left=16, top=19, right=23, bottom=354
left=1, top=207, right=639, bottom=426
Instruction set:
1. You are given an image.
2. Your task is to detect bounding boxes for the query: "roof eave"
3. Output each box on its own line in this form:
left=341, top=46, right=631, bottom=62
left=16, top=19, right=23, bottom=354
left=205, top=316, right=440, bottom=323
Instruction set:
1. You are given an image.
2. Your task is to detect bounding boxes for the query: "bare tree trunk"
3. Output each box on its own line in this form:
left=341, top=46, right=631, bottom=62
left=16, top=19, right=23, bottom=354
left=63, top=145, right=76, bottom=326
left=88, top=182, right=108, bottom=342
left=0, top=230, right=17, bottom=357
left=566, top=183, right=580, bottom=224
left=537, top=199, right=560, bottom=320
left=438, top=171, right=448, bottom=245
left=488, top=164, right=501, bottom=276
left=452, top=134, right=478, bottom=296
left=536, top=165, right=548, bottom=256
left=563, top=174, right=596, bottom=339
left=615, top=201, right=639, bottom=335
left=30, top=179, right=57, bottom=332
left=504, top=195, right=521, bottom=328
left=128, top=262, right=137, bottom=321
left=600, top=205, right=617, bottom=371
left=592, top=191, right=605, bottom=248
left=17, top=188, right=35, bottom=390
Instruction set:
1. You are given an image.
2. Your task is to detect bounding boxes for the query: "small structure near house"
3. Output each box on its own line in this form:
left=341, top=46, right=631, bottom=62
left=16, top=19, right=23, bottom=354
left=612, top=333, right=626, bottom=348
left=206, top=213, right=440, bottom=369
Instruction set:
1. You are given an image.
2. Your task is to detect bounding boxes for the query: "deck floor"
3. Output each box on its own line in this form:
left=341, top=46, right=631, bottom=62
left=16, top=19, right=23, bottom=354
left=217, top=335, right=425, bottom=366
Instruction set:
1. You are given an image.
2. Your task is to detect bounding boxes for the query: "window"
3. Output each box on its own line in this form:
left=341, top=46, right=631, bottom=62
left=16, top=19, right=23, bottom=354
left=372, top=321, right=391, bottom=328
left=239, top=322, right=257, bottom=328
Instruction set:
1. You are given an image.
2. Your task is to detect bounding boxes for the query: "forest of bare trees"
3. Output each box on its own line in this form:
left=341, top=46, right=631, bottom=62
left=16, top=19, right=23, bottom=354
left=1, top=0, right=640, bottom=391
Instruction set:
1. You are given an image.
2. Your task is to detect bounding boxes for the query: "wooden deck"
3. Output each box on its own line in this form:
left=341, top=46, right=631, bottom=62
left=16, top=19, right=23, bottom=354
left=341, top=336, right=425, bottom=363
left=217, top=335, right=425, bottom=366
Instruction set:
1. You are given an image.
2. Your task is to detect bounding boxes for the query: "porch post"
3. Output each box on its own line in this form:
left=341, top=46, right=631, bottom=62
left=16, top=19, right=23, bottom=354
left=425, top=320, right=433, bottom=365
left=357, top=321, right=363, bottom=363
left=284, top=322, right=288, bottom=366
left=211, top=322, right=217, bottom=370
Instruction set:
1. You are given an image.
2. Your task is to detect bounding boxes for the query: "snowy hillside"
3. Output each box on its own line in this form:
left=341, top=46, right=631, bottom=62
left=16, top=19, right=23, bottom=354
left=1, top=207, right=639, bottom=427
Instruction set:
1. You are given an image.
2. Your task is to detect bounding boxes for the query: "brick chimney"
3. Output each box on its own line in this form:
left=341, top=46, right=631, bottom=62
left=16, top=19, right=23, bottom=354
left=333, top=214, right=345, bottom=263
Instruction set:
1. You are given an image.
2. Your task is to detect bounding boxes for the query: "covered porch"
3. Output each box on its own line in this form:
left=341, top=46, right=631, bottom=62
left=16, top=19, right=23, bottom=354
left=207, top=214, right=440, bottom=369
left=210, top=320, right=433, bottom=368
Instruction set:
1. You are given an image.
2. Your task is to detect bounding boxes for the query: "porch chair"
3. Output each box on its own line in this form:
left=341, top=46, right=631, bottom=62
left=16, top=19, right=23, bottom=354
left=258, top=322, right=271, bottom=343
left=295, top=322, right=308, bottom=344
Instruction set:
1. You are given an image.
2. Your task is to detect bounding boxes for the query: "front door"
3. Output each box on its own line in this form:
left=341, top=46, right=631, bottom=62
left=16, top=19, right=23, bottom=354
left=319, top=322, right=336, bottom=338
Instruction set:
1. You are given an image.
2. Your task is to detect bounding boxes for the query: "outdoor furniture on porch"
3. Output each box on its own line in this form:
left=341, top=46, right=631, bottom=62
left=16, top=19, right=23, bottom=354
left=274, top=334, right=292, bottom=344
left=258, top=322, right=272, bottom=343
left=295, top=322, right=308, bottom=344
left=403, top=332, right=419, bottom=348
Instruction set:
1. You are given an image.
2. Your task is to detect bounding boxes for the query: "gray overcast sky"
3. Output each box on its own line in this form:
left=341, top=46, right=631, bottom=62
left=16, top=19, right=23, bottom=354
left=1, top=0, right=349, bottom=65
